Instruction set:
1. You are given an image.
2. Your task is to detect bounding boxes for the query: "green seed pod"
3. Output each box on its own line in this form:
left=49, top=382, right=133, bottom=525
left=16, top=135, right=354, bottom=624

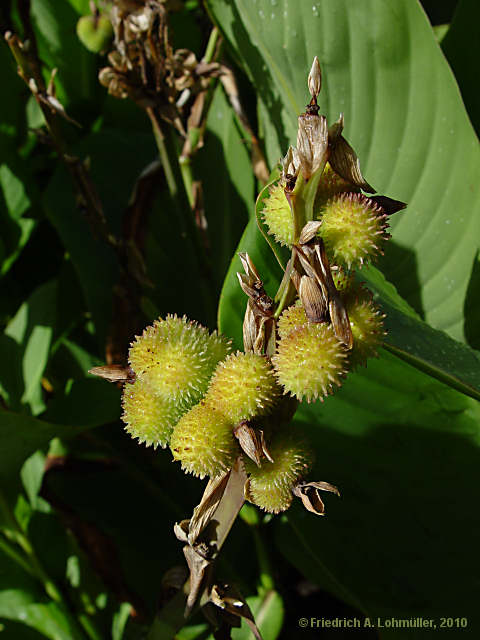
left=330, top=265, right=353, bottom=292
left=344, top=286, right=386, bottom=368
left=170, top=401, right=238, bottom=478
left=315, top=162, right=360, bottom=206
left=262, top=181, right=294, bottom=248
left=122, top=380, right=181, bottom=448
left=245, top=430, right=313, bottom=513
left=317, top=193, right=389, bottom=269
left=273, top=323, right=348, bottom=402
left=76, top=15, right=113, bottom=53
left=277, top=303, right=308, bottom=340
left=207, top=352, right=281, bottom=423
left=128, top=315, right=230, bottom=408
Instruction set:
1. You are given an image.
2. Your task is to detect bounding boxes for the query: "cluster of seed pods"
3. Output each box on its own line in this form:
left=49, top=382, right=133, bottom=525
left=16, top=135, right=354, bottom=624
left=120, top=58, right=405, bottom=515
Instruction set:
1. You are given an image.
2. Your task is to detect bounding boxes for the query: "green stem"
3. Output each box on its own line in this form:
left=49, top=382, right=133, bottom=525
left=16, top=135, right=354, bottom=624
left=147, top=107, right=178, bottom=198
left=147, top=109, right=216, bottom=326
left=0, top=534, right=36, bottom=577
left=178, top=155, right=195, bottom=208
left=251, top=527, right=275, bottom=592
left=274, top=276, right=296, bottom=319
left=203, top=26, right=219, bottom=64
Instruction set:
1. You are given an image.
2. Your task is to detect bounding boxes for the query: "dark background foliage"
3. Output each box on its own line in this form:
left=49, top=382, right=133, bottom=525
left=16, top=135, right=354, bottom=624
left=0, top=0, right=479, bottom=638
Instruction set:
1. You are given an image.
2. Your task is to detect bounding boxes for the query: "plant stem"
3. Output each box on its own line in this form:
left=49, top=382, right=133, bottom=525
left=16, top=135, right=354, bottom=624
left=251, top=526, right=275, bottom=592
left=146, top=108, right=216, bottom=326
left=178, top=155, right=195, bottom=208
left=147, top=107, right=178, bottom=198
left=203, top=27, right=219, bottom=64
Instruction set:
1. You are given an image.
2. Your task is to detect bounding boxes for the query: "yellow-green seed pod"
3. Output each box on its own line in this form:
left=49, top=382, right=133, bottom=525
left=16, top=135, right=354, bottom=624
left=344, top=286, right=386, bottom=368
left=207, top=352, right=281, bottom=423
left=331, top=265, right=353, bottom=292
left=273, top=323, right=348, bottom=402
left=317, top=193, right=389, bottom=269
left=262, top=181, right=294, bottom=248
left=245, top=431, right=313, bottom=513
left=170, top=401, right=238, bottom=478
left=76, top=15, right=113, bottom=53
left=277, top=303, right=308, bottom=340
left=128, top=315, right=230, bottom=408
left=122, top=380, right=181, bottom=448
left=314, top=162, right=359, bottom=206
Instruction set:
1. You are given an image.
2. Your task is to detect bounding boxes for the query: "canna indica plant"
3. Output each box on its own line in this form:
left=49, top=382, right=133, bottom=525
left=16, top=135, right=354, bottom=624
left=93, top=56, right=405, bottom=626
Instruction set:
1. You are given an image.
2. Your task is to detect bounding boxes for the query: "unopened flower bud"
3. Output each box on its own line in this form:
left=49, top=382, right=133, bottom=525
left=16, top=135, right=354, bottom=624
left=307, top=56, right=322, bottom=99
left=245, top=430, right=313, bottom=513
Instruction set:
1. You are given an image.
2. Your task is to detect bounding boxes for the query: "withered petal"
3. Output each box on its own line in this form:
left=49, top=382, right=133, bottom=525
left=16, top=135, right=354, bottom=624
left=299, top=275, right=327, bottom=323
left=210, top=584, right=262, bottom=640
left=293, top=481, right=340, bottom=516
left=329, top=134, right=374, bottom=193
left=188, top=471, right=231, bottom=545
left=299, top=220, right=322, bottom=245
left=369, top=195, right=407, bottom=215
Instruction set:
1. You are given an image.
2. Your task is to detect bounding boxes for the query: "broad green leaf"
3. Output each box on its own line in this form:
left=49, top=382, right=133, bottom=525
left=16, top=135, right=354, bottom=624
left=21, top=451, right=51, bottom=514
left=0, top=158, right=37, bottom=277
left=362, top=266, right=480, bottom=401
left=0, top=549, right=84, bottom=639
left=2, top=280, right=57, bottom=415
left=30, top=0, right=99, bottom=108
left=207, top=0, right=480, bottom=348
left=0, top=40, right=27, bottom=143
left=0, top=164, right=30, bottom=219
left=0, top=411, right=82, bottom=513
left=175, top=623, right=209, bottom=639
left=231, top=591, right=284, bottom=640
left=442, top=0, right=480, bottom=136
left=112, top=602, right=132, bottom=640
left=275, top=350, right=480, bottom=633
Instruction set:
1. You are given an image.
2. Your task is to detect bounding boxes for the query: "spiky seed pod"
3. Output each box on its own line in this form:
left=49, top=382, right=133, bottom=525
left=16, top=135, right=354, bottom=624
left=262, top=181, right=294, bottom=248
left=330, top=265, right=353, bottom=292
left=122, top=380, right=181, bottom=448
left=273, top=323, right=348, bottom=402
left=314, top=162, right=359, bottom=206
left=128, top=315, right=230, bottom=408
left=277, top=303, right=308, bottom=340
left=170, top=401, right=238, bottom=478
left=207, top=352, right=281, bottom=423
left=317, top=193, right=389, bottom=269
left=344, top=286, right=386, bottom=368
left=245, top=431, right=313, bottom=513
left=76, top=15, right=113, bottom=53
